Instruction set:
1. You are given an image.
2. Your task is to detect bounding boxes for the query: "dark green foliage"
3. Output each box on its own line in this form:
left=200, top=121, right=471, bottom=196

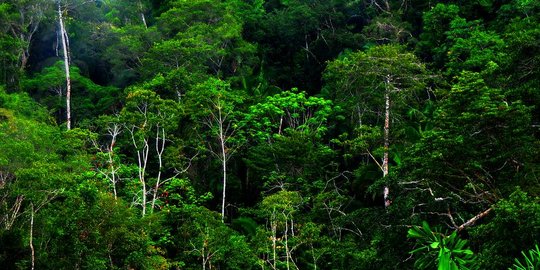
left=161, top=205, right=258, bottom=269
left=22, top=62, right=120, bottom=124
left=247, top=0, right=363, bottom=91
left=34, top=185, right=154, bottom=270
left=0, top=0, right=539, bottom=268
left=471, top=190, right=540, bottom=269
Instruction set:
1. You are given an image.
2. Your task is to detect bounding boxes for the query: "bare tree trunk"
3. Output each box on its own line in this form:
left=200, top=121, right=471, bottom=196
left=284, top=213, right=291, bottom=270
left=383, top=87, right=390, bottom=178
left=139, top=139, right=149, bottom=216
left=94, top=123, right=122, bottom=200
left=383, top=86, right=391, bottom=208
left=108, top=145, right=118, bottom=200
left=151, top=126, right=166, bottom=212
left=107, top=123, right=121, bottom=200
left=58, top=3, right=72, bottom=130
left=128, top=125, right=149, bottom=216
left=310, top=243, right=318, bottom=270
left=202, top=240, right=206, bottom=270
left=20, top=50, right=29, bottom=71
left=271, top=211, right=277, bottom=270
left=30, top=203, right=35, bottom=270
left=140, top=13, right=148, bottom=29
left=137, top=0, right=148, bottom=28
left=219, top=107, right=227, bottom=223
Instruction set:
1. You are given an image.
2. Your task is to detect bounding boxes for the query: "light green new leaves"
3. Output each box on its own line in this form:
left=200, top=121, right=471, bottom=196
left=242, top=89, right=334, bottom=142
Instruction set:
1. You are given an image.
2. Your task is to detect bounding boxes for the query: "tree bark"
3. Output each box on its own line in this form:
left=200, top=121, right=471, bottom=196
left=457, top=208, right=492, bottom=231
left=383, top=83, right=391, bottom=208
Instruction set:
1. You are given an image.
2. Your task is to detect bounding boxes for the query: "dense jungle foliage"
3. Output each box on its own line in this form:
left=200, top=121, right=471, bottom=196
left=0, top=0, right=539, bottom=269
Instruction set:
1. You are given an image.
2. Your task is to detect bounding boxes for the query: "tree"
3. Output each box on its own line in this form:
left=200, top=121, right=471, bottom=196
left=185, top=78, right=245, bottom=222
left=416, top=4, right=460, bottom=67
left=104, top=24, right=161, bottom=87
left=102, top=0, right=151, bottom=28
left=0, top=87, right=100, bottom=268
left=241, top=89, right=336, bottom=194
left=324, top=44, right=429, bottom=207
left=120, top=87, right=180, bottom=216
left=0, top=4, right=20, bottom=87
left=57, top=0, right=72, bottom=129
left=34, top=182, right=160, bottom=269
left=1, top=0, right=51, bottom=71
left=143, top=0, right=258, bottom=81
left=394, top=71, right=533, bottom=235
left=469, top=189, right=540, bottom=268
left=257, top=190, right=304, bottom=269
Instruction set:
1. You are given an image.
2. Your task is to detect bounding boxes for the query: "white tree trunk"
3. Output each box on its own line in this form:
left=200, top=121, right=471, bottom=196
left=284, top=213, right=291, bottom=270
left=129, top=125, right=149, bottom=216
left=139, top=139, right=149, bottom=216
left=383, top=84, right=391, bottom=208
left=30, top=203, right=35, bottom=270
left=137, top=0, right=148, bottom=28
left=219, top=107, right=227, bottom=222
left=151, top=127, right=166, bottom=213
left=58, top=3, right=72, bottom=130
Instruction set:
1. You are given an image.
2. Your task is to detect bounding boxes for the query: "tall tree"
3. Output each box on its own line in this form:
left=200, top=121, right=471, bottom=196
left=395, top=71, right=533, bottom=232
left=1, top=0, right=51, bottom=71
left=324, top=44, right=429, bottom=207
left=120, top=87, right=180, bottom=216
left=186, top=78, right=245, bottom=222
left=57, top=0, right=72, bottom=129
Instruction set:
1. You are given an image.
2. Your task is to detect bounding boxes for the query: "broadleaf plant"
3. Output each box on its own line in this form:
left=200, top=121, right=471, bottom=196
left=408, top=221, right=477, bottom=270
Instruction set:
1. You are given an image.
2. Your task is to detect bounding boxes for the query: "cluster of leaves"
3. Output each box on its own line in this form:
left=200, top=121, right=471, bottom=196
left=511, top=245, right=540, bottom=270
left=408, top=222, right=476, bottom=270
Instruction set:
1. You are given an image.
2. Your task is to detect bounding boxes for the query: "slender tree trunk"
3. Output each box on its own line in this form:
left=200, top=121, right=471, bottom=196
left=108, top=124, right=120, bottom=200
left=383, top=81, right=391, bottom=208
left=202, top=241, right=206, bottom=270
left=108, top=130, right=118, bottom=200
left=271, top=211, right=277, bottom=270
left=284, top=213, right=290, bottom=270
left=310, top=243, right=318, bottom=270
left=20, top=51, right=29, bottom=71
left=108, top=150, right=117, bottom=200
left=219, top=108, right=227, bottom=222
left=139, top=139, right=149, bottom=216
left=30, top=203, right=35, bottom=270
left=130, top=125, right=149, bottom=216
left=58, top=3, right=72, bottom=130
left=138, top=0, right=148, bottom=28
left=151, top=127, right=166, bottom=212
left=140, top=13, right=148, bottom=29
